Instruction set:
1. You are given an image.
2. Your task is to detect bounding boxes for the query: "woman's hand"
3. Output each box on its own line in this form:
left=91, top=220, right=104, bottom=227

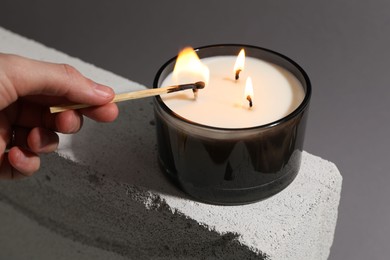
left=0, top=53, right=119, bottom=179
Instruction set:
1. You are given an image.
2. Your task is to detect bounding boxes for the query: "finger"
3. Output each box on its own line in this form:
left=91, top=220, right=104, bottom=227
left=7, top=146, right=40, bottom=177
left=0, top=113, right=12, bottom=175
left=0, top=156, right=24, bottom=180
left=13, top=101, right=83, bottom=133
left=6, top=100, right=47, bottom=129
left=11, top=100, right=116, bottom=131
left=0, top=54, right=115, bottom=109
left=27, top=127, right=59, bottom=153
left=0, top=113, right=11, bottom=152
left=5, top=127, right=59, bottom=154
left=80, top=103, right=119, bottom=122
left=20, top=95, right=80, bottom=107
left=54, top=110, right=84, bottom=133
left=10, top=101, right=83, bottom=134
left=6, top=127, right=59, bottom=154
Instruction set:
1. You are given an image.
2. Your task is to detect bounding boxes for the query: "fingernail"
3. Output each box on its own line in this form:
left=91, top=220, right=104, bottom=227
left=93, top=83, right=113, bottom=98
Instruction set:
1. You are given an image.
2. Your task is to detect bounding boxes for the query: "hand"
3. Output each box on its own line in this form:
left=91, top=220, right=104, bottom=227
left=0, top=53, right=119, bottom=179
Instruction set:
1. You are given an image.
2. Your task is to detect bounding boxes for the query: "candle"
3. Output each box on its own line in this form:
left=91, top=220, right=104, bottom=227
left=153, top=44, right=311, bottom=205
left=160, top=51, right=305, bottom=128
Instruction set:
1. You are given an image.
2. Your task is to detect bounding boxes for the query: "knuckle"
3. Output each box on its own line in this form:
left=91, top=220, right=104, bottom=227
left=61, top=64, right=80, bottom=81
left=60, top=64, right=86, bottom=95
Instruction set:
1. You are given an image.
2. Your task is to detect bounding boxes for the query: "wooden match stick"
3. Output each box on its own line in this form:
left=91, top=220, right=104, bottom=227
left=49, top=81, right=205, bottom=113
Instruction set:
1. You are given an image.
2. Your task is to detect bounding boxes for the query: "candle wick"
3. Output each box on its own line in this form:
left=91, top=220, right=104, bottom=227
left=235, top=69, right=242, bottom=80
left=192, top=89, right=198, bottom=100
left=247, top=95, right=253, bottom=108
left=192, top=81, right=204, bottom=99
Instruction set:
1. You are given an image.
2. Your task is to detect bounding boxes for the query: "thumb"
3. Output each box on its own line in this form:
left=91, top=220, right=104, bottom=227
left=0, top=54, right=114, bottom=109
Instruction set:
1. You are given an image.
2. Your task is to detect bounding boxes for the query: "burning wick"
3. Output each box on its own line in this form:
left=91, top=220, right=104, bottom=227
left=193, top=81, right=204, bottom=99
left=246, top=95, right=253, bottom=108
left=235, top=69, right=242, bottom=80
left=244, top=77, right=254, bottom=108
left=192, top=89, right=198, bottom=99
left=191, top=81, right=205, bottom=99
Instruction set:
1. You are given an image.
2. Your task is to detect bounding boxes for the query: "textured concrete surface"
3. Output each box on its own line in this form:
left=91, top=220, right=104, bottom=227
left=0, top=27, right=342, bottom=259
left=0, top=201, right=128, bottom=260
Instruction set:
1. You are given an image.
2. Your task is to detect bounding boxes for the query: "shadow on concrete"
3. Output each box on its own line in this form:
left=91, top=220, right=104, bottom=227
left=0, top=98, right=268, bottom=259
left=0, top=119, right=266, bottom=259
left=69, top=99, right=186, bottom=198
left=0, top=154, right=265, bottom=259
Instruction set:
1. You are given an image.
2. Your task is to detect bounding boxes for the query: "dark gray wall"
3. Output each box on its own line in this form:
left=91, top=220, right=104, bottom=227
left=1, top=1, right=390, bottom=259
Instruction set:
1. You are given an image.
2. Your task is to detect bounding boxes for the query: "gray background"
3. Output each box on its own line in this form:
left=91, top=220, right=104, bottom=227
left=1, top=0, right=389, bottom=259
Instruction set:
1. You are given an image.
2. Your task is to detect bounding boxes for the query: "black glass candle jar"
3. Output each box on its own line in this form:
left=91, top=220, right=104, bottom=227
left=153, top=44, right=311, bottom=205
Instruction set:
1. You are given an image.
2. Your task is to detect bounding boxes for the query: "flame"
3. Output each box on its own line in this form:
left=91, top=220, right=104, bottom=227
left=245, top=77, right=254, bottom=106
left=172, top=47, right=210, bottom=86
left=234, top=49, right=245, bottom=76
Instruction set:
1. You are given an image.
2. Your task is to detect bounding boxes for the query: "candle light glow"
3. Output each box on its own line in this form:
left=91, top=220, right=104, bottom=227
left=234, top=49, right=245, bottom=80
left=173, top=47, right=210, bottom=86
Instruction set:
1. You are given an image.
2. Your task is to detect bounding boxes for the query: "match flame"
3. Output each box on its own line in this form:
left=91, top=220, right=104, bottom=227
left=245, top=77, right=254, bottom=106
left=173, top=47, right=210, bottom=86
left=234, top=49, right=245, bottom=78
